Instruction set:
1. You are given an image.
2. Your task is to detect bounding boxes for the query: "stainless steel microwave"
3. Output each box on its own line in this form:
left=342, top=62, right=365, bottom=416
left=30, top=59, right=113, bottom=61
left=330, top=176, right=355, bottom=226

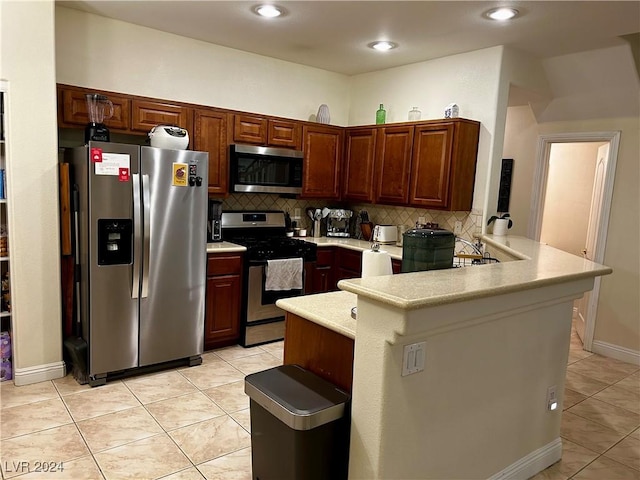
left=229, top=144, right=304, bottom=195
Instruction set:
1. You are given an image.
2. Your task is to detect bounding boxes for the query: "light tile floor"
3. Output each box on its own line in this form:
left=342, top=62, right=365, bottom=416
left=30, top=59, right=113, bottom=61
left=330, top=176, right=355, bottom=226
left=1, top=327, right=638, bottom=480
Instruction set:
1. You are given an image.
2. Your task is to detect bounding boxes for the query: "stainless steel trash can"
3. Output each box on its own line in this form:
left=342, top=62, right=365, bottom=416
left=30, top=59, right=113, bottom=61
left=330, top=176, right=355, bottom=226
left=245, top=364, right=351, bottom=480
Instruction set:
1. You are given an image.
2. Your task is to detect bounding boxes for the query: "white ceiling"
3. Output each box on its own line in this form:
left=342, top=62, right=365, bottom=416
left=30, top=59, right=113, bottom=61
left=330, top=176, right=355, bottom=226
left=58, top=1, right=640, bottom=76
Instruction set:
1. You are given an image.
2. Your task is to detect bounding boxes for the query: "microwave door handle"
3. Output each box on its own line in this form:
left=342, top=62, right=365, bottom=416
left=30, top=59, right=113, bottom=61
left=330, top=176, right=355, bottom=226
left=141, top=174, right=151, bottom=298
left=132, top=174, right=141, bottom=299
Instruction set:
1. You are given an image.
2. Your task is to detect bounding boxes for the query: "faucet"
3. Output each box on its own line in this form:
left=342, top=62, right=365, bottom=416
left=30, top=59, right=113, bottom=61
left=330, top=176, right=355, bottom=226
left=455, top=237, right=484, bottom=256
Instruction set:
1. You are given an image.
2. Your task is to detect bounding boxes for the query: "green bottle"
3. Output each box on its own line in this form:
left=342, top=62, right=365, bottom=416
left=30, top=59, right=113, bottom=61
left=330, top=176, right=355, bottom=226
left=376, top=104, right=386, bottom=124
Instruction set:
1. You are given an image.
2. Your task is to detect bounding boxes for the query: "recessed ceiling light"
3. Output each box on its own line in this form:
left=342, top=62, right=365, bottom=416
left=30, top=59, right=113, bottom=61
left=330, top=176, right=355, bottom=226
left=254, top=4, right=283, bottom=18
left=484, top=7, right=519, bottom=21
left=368, top=41, right=398, bottom=52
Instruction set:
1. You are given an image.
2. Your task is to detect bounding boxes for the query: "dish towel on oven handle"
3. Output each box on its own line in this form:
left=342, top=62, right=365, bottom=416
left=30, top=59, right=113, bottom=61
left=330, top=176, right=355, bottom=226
left=265, top=258, right=303, bottom=291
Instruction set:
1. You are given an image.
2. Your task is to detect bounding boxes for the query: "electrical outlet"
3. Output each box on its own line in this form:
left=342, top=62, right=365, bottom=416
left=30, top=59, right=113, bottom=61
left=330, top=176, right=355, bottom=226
left=547, top=385, right=558, bottom=411
left=294, top=208, right=301, bottom=219
left=418, top=216, right=426, bottom=225
left=402, top=342, right=426, bottom=376
left=454, top=221, right=463, bottom=234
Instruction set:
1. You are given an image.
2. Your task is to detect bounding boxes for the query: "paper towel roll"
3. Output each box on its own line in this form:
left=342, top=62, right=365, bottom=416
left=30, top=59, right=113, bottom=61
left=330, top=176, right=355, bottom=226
left=362, top=249, right=392, bottom=277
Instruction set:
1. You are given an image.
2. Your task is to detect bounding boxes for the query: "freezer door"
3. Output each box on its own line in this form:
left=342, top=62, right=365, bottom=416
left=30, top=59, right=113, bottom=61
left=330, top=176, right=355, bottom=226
left=83, top=142, right=141, bottom=376
left=139, top=147, right=209, bottom=366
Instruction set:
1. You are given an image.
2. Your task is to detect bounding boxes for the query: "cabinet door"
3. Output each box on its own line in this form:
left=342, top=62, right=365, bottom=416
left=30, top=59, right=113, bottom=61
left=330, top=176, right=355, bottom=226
left=302, top=125, right=343, bottom=199
left=409, top=123, right=454, bottom=209
left=312, top=266, right=334, bottom=293
left=268, top=119, right=302, bottom=149
left=193, top=109, right=229, bottom=195
left=343, top=128, right=377, bottom=203
left=131, top=99, right=191, bottom=133
left=233, top=114, right=267, bottom=144
left=375, top=125, right=414, bottom=205
left=59, top=88, right=131, bottom=130
left=205, top=274, right=241, bottom=348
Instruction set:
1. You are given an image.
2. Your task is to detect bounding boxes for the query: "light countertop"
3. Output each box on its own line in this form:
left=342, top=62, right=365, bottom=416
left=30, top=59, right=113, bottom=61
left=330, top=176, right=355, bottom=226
left=337, top=234, right=612, bottom=310
left=276, top=290, right=357, bottom=339
left=276, top=235, right=613, bottom=335
left=206, top=242, right=246, bottom=253
left=304, top=237, right=403, bottom=260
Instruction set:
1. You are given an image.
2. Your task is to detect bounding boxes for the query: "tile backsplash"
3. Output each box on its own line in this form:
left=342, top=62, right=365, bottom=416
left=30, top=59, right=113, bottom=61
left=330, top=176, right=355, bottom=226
left=218, top=193, right=482, bottom=241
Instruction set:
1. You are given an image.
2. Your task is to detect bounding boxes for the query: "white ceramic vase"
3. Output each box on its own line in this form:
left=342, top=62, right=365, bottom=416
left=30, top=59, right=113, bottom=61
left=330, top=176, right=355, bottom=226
left=317, top=104, right=330, bottom=124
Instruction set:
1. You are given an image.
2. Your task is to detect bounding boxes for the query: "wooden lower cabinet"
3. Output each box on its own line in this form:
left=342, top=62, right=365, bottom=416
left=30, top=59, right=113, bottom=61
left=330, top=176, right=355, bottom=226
left=310, top=248, right=335, bottom=293
left=334, top=248, right=362, bottom=285
left=284, top=313, right=354, bottom=392
left=204, top=253, right=243, bottom=349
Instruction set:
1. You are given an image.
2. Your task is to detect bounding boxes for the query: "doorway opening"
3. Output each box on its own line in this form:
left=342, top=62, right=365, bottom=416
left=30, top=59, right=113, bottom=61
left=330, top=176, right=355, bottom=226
left=528, top=132, right=620, bottom=351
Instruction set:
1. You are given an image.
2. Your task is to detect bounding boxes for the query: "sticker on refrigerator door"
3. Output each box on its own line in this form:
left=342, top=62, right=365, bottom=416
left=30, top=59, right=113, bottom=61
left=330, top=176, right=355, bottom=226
left=118, top=168, right=130, bottom=182
left=91, top=147, right=103, bottom=163
left=172, top=163, right=188, bottom=187
left=95, top=153, right=131, bottom=176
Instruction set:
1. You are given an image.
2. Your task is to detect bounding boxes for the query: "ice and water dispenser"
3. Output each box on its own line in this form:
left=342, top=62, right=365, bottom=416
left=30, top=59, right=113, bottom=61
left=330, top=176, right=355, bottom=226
left=97, top=219, right=133, bottom=266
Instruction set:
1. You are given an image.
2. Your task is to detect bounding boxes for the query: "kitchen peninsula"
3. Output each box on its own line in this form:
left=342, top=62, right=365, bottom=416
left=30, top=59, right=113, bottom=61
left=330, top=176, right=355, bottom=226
left=276, top=235, right=613, bottom=479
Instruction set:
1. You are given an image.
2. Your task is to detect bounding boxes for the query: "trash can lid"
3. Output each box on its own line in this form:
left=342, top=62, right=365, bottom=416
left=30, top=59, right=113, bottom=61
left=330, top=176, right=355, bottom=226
left=245, top=365, right=351, bottom=431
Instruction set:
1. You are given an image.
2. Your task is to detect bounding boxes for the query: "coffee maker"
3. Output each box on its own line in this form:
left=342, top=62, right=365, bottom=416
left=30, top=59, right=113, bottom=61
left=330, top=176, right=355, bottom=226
left=208, top=199, right=223, bottom=242
left=85, top=94, right=114, bottom=143
left=326, top=209, right=353, bottom=237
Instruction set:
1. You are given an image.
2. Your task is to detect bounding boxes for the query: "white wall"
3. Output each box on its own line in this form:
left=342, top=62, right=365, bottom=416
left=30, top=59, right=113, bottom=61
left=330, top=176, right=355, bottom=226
left=55, top=6, right=351, bottom=125
left=504, top=42, right=640, bottom=355
left=0, top=0, right=63, bottom=381
left=505, top=109, right=640, bottom=354
left=540, top=143, right=599, bottom=257
left=349, top=46, right=506, bottom=216
left=502, top=106, right=539, bottom=235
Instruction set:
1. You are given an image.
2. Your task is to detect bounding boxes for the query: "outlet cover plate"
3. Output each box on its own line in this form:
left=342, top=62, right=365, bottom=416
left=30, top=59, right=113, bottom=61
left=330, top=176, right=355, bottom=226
left=402, top=342, right=426, bottom=376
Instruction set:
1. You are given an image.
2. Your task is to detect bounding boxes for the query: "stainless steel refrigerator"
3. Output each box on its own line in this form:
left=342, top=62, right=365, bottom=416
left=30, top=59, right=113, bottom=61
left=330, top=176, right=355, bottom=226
left=68, top=142, right=208, bottom=386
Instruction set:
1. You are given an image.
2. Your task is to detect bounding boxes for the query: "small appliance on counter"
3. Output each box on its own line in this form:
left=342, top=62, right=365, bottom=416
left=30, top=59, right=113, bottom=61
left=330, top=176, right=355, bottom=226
left=372, top=224, right=397, bottom=244
left=84, top=94, right=113, bottom=143
left=208, top=199, right=223, bottom=242
left=148, top=125, right=189, bottom=150
left=401, top=228, right=455, bottom=273
left=326, top=209, right=353, bottom=237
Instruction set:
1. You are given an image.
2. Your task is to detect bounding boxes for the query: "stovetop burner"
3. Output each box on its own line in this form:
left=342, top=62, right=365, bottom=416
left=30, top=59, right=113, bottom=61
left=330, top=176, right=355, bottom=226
left=221, top=210, right=317, bottom=262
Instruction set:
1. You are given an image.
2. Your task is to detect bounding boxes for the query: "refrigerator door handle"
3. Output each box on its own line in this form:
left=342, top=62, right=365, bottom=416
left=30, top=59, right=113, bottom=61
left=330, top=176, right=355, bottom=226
left=132, top=174, right=141, bottom=299
left=141, top=174, right=151, bottom=298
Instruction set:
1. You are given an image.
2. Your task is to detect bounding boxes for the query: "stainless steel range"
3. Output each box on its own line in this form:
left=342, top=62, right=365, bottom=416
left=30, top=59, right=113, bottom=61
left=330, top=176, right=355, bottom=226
left=221, top=211, right=317, bottom=347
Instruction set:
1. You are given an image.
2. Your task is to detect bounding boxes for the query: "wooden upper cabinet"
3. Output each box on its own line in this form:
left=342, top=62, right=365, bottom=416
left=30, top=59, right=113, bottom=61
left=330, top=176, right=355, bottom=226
left=193, top=108, right=229, bottom=195
left=409, top=120, right=479, bottom=210
left=301, top=125, right=343, bottom=199
left=343, top=128, right=377, bottom=203
left=59, top=87, right=131, bottom=131
left=233, top=114, right=267, bottom=144
left=375, top=125, right=414, bottom=205
left=268, top=119, right=302, bottom=149
left=234, top=114, right=302, bottom=149
left=131, top=99, right=192, bottom=133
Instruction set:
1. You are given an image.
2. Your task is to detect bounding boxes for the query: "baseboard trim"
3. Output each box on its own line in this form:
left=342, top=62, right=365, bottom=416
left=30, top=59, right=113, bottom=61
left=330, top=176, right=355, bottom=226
left=489, top=438, right=562, bottom=480
left=591, top=341, right=640, bottom=366
left=13, top=361, right=66, bottom=386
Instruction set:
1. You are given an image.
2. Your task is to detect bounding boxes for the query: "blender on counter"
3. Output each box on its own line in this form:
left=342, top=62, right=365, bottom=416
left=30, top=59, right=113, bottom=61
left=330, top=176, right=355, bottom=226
left=84, top=94, right=114, bottom=143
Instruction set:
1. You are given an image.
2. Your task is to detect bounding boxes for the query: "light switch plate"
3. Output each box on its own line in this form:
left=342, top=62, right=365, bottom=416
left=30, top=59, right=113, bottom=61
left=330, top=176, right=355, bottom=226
left=402, top=342, right=426, bottom=376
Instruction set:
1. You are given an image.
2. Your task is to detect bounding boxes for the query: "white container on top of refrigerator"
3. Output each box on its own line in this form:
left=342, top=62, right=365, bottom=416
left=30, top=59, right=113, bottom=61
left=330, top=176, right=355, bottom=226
left=68, top=142, right=208, bottom=386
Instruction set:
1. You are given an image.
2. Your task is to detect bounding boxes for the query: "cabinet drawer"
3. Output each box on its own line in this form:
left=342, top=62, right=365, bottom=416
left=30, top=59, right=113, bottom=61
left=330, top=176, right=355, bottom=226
left=207, top=254, right=242, bottom=275
left=316, top=248, right=334, bottom=267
